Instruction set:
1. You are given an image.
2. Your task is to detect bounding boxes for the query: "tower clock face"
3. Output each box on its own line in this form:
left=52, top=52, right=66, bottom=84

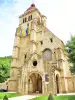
left=43, top=49, right=52, bottom=60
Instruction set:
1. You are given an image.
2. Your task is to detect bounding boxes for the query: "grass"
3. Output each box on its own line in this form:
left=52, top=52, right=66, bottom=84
left=55, top=95, right=75, bottom=100
left=31, top=95, right=75, bottom=100
left=0, top=92, right=21, bottom=99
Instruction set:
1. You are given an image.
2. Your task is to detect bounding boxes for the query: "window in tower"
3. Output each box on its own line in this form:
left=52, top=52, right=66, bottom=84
left=50, top=38, right=53, bottom=42
left=28, top=16, right=31, bottom=21
left=23, top=18, right=24, bottom=23
left=40, top=41, right=43, bottom=45
left=24, top=54, right=27, bottom=59
left=29, top=16, right=31, bottom=21
left=25, top=18, right=27, bottom=22
left=31, top=15, right=32, bottom=20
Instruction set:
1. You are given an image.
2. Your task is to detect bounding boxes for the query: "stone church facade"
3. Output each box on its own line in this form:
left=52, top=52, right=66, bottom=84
left=8, top=4, right=75, bottom=95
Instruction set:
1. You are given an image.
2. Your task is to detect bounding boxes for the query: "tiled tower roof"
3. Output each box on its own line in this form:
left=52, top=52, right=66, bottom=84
left=19, top=4, right=42, bottom=18
left=26, top=4, right=37, bottom=11
left=24, top=3, right=42, bottom=16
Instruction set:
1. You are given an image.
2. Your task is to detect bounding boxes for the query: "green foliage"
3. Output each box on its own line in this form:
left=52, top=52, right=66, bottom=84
left=66, top=35, right=75, bottom=73
left=0, top=56, right=12, bottom=83
left=54, top=95, right=75, bottom=100
left=48, top=93, right=54, bottom=100
left=31, top=95, right=75, bottom=100
left=3, top=94, right=8, bottom=100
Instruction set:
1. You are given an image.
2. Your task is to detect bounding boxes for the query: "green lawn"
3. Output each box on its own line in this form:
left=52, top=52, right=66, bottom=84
left=0, top=92, right=21, bottom=99
left=31, top=95, right=75, bottom=100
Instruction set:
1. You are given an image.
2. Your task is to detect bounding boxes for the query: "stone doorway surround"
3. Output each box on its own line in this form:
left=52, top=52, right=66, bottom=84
left=25, top=71, right=44, bottom=94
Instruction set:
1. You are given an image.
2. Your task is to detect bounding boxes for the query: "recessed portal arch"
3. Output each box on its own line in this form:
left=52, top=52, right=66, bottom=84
left=28, top=73, right=42, bottom=94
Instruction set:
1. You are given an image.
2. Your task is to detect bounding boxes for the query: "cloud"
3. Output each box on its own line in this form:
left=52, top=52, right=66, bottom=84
left=0, top=0, right=75, bottom=56
left=0, top=0, right=31, bottom=56
left=35, top=0, right=75, bottom=43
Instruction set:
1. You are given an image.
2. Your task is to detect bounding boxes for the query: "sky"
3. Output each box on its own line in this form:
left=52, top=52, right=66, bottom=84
left=0, top=0, right=75, bottom=57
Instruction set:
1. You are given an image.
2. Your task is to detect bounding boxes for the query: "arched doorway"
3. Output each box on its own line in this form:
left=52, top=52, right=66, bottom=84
left=56, top=74, right=59, bottom=93
left=28, top=73, right=42, bottom=94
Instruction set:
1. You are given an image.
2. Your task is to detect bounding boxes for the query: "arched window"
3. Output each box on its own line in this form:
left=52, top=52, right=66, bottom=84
left=23, top=18, right=24, bottom=23
left=40, top=41, right=43, bottom=45
left=28, top=16, right=31, bottom=21
left=31, top=15, right=32, bottom=20
left=25, top=54, right=27, bottom=59
left=25, top=18, right=27, bottom=22
left=43, top=48, right=52, bottom=60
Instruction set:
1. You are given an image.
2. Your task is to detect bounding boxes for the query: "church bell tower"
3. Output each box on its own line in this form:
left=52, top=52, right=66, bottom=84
left=8, top=4, right=47, bottom=94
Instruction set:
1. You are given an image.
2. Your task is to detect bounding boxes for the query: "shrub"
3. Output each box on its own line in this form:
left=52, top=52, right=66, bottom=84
left=48, top=93, right=54, bottom=100
left=3, top=95, right=8, bottom=100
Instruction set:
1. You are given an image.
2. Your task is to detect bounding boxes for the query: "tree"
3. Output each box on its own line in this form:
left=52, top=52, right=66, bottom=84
left=66, top=35, right=75, bottom=73
left=0, top=56, right=11, bottom=83
left=0, top=64, right=10, bottom=83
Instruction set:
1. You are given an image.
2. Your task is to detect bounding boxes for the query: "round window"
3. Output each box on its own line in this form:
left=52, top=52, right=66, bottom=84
left=33, top=61, right=37, bottom=66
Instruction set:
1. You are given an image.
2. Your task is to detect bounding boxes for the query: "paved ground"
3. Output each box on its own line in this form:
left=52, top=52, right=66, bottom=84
left=9, top=95, right=39, bottom=100
left=57, top=93, right=75, bottom=96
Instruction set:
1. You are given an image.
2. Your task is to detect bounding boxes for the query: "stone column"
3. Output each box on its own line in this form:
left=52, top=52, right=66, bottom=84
left=51, top=66, right=56, bottom=94
left=53, top=73, right=57, bottom=95
left=25, top=81, right=28, bottom=94
left=30, top=20, right=37, bottom=54
left=42, top=80, right=45, bottom=94
left=24, top=74, right=28, bottom=94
